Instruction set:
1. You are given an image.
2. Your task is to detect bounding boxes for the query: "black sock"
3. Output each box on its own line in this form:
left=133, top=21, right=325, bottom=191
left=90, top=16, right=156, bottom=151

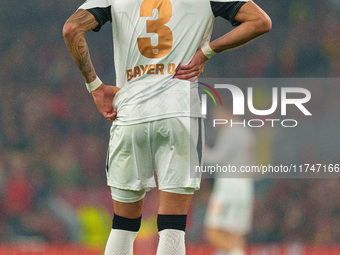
left=112, top=213, right=142, bottom=232
left=157, top=214, right=187, bottom=232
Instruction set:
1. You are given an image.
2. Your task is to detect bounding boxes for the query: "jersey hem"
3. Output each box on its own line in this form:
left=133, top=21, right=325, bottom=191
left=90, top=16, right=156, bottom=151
left=107, top=181, right=157, bottom=191
left=112, top=113, right=204, bottom=126
left=107, top=182, right=201, bottom=191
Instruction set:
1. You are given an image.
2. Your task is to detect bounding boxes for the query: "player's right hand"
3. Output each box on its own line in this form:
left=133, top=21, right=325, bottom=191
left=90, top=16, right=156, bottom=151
left=91, top=84, right=120, bottom=122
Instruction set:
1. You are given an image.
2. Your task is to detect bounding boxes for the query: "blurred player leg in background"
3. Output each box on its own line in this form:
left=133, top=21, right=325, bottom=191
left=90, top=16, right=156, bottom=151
left=204, top=106, right=256, bottom=255
left=205, top=178, right=254, bottom=255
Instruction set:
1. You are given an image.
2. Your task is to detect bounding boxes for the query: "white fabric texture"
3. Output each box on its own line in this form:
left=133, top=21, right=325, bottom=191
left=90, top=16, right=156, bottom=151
left=156, top=229, right=186, bottom=255
left=106, top=117, right=202, bottom=195
left=104, top=229, right=138, bottom=255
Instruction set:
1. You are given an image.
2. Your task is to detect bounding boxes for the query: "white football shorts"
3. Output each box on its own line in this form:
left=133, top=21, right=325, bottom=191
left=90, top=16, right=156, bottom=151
left=106, top=117, right=204, bottom=202
left=204, top=179, right=254, bottom=235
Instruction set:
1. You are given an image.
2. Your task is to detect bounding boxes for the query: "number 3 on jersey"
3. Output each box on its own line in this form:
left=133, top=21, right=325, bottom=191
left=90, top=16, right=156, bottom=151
left=137, top=0, right=173, bottom=59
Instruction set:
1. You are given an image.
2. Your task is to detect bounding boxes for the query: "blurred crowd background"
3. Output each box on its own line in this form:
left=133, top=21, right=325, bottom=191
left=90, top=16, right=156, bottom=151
left=0, top=0, right=340, bottom=251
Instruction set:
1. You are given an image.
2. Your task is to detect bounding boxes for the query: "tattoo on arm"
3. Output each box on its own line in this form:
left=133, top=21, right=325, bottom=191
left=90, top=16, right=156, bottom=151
left=64, top=10, right=99, bottom=83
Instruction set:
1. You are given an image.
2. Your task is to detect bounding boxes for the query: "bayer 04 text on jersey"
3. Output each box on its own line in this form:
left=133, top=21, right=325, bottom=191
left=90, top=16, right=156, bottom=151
left=126, top=63, right=178, bottom=82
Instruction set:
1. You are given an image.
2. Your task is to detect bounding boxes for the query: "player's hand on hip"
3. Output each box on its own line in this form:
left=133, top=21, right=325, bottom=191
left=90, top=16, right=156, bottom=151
left=91, top=84, right=120, bottom=122
left=173, top=48, right=208, bottom=82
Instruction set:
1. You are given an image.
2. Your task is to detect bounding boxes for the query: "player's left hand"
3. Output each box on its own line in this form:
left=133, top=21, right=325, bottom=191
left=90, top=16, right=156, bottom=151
left=173, top=48, right=209, bottom=81
left=91, top=84, right=120, bottom=122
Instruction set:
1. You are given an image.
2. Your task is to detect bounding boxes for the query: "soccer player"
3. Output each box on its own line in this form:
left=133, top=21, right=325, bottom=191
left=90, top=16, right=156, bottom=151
left=204, top=107, right=256, bottom=255
left=62, top=1, right=271, bottom=254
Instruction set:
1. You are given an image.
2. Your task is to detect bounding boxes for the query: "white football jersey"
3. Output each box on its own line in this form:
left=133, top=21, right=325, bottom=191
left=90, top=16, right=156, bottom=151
left=79, top=0, right=249, bottom=125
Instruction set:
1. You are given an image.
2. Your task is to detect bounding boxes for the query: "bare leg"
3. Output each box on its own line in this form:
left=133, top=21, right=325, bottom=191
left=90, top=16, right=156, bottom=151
left=158, top=191, right=192, bottom=215
left=206, top=227, right=246, bottom=255
left=113, top=198, right=144, bottom=218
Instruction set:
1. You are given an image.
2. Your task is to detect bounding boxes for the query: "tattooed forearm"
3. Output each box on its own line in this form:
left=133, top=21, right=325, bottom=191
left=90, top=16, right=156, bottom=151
left=64, top=31, right=96, bottom=81
left=63, top=10, right=99, bottom=83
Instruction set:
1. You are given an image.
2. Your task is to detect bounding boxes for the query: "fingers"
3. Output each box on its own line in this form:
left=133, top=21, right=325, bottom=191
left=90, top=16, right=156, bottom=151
left=174, top=67, right=201, bottom=80
left=104, top=113, right=114, bottom=122
left=176, top=62, right=194, bottom=71
left=174, top=61, right=199, bottom=78
left=175, top=66, right=199, bottom=76
left=113, top=108, right=117, bottom=120
left=103, top=109, right=117, bottom=122
left=174, top=73, right=199, bottom=81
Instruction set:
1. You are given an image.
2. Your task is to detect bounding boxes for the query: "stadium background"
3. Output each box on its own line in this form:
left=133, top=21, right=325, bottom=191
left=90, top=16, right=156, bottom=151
left=1, top=0, right=340, bottom=254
